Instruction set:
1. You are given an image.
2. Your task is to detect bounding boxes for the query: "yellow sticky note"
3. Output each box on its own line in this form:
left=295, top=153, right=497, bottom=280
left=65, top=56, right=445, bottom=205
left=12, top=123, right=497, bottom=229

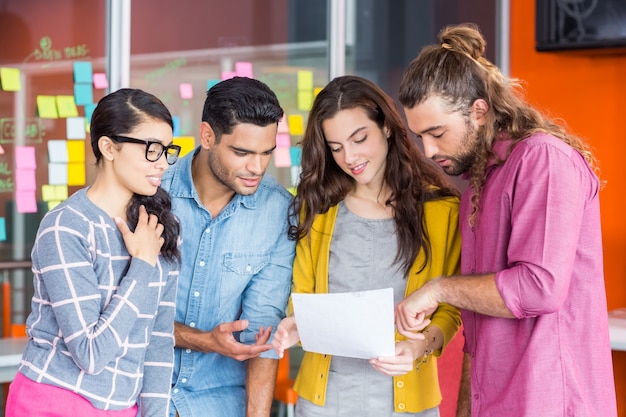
left=41, top=184, right=56, bottom=202
left=56, top=95, right=79, bottom=118
left=67, top=162, right=86, bottom=186
left=67, top=140, right=85, bottom=162
left=288, top=114, right=304, bottom=136
left=173, top=136, right=196, bottom=158
left=314, top=87, right=323, bottom=97
left=0, top=67, right=22, bottom=91
left=55, top=185, right=68, bottom=200
left=48, top=201, right=62, bottom=211
left=297, top=70, right=314, bottom=91
left=37, top=95, right=59, bottom=119
left=297, top=90, right=314, bottom=111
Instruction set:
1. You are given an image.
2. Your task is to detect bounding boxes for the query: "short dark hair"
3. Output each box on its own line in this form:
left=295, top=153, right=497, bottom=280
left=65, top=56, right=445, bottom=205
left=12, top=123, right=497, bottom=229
left=201, top=77, right=284, bottom=141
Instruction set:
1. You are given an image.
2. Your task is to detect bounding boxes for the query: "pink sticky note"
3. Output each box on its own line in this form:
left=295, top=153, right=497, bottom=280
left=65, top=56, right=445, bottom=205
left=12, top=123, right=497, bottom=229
left=16, top=190, right=37, bottom=213
left=179, top=83, right=193, bottom=99
left=235, top=62, right=253, bottom=78
left=15, top=146, right=36, bottom=169
left=15, top=169, right=36, bottom=191
left=273, top=147, right=292, bottom=168
left=221, top=71, right=237, bottom=81
left=92, top=73, right=109, bottom=89
left=278, top=114, right=289, bottom=133
left=276, top=133, right=291, bottom=148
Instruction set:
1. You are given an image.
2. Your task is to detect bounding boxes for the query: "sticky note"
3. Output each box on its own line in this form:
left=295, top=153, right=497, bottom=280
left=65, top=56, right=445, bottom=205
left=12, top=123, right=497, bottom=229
left=92, top=72, right=108, bottom=89
left=37, top=95, right=59, bottom=119
left=0, top=218, right=6, bottom=241
left=73, top=61, right=93, bottom=84
left=179, top=83, right=193, bottom=99
left=41, top=184, right=56, bottom=201
left=235, top=61, right=253, bottom=78
left=288, top=114, right=304, bottom=136
left=15, top=146, right=36, bottom=169
left=74, top=83, right=93, bottom=106
left=221, top=71, right=236, bottom=81
left=290, top=146, right=302, bottom=166
left=56, top=95, right=79, bottom=118
left=66, top=117, right=86, bottom=139
left=278, top=114, right=289, bottom=133
left=273, top=147, right=291, bottom=168
left=0, top=67, right=21, bottom=91
left=314, top=87, right=323, bottom=97
left=276, top=133, right=291, bottom=148
left=67, top=140, right=85, bottom=162
left=48, top=163, right=68, bottom=185
left=84, top=103, right=97, bottom=123
left=15, top=169, right=36, bottom=191
left=48, top=140, right=69, bottom=163
left=48, top=201, right=61, bottom=211
left=297, top=70, right=314, bottom=91
left=172, top=116, right=181, bottom=136
left=298, top=90, right=314, bottom=111
left=173, top=136, right=196, bottom=158
left=207, top=79, right=221, bottom=91
left=16, top=190, right=37, bottom=213
left=67, top=162, right=86, bottom=186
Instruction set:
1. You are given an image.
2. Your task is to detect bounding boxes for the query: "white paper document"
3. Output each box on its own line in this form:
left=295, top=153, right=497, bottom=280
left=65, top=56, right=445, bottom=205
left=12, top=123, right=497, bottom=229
left=291, top=288, right=396, bottom=359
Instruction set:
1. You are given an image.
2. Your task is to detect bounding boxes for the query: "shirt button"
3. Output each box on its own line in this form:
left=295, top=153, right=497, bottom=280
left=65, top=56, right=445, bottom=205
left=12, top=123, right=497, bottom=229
left=205, top=228, right=210, bottom=233
left=185, top=349, right=191, bottom=353
left=189, top=322, right=196, bottom=328
left=396, top=381, right=404, bottom=388
left=199, top=261, right=205, bottom=267
left=398, top=403, right=405, bottom=410
left=181, top=378, right=187, bottom=383
left=194, top=291, right=200, bottom=297
left=173, top=388, right=179, bottom=394
left=245, top=265, right=252, bottom=272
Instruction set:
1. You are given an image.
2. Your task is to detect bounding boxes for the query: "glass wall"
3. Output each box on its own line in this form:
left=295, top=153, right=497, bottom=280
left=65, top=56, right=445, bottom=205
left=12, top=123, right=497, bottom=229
left=0, top=0, right=497, bottom=335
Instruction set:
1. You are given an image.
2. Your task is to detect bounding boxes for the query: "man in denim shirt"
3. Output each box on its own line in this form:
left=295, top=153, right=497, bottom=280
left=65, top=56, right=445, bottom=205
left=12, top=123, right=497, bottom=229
left=161, top=77, right=296, bottom=417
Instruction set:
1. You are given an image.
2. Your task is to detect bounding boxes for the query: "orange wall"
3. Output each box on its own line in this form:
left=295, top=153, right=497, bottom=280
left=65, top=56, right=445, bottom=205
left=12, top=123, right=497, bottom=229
left=510, top=1, right=626, bottom=415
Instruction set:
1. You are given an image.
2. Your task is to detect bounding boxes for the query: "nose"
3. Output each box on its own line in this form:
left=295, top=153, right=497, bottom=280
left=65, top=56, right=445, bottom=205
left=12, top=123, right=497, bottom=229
left=155, top=151, right=169, bottom=169
left=421, top=137, right=438, bottom=159
left=246, top=154, right=264, bottom=175
left=342, top=144, right=358, bottom=165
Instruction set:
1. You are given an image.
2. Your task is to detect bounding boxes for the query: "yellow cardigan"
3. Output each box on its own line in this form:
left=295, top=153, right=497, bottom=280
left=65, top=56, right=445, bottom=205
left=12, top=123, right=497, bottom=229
left=291, top=196, right=462, bottom=413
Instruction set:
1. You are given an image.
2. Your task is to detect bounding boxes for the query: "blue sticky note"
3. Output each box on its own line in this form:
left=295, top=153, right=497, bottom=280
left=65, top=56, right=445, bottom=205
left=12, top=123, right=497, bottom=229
left=84, top=103, right=97, bottom=123
left=0, top=217, right=5, bottom=241
left=73, top=61, right=93, bottom=84
left=74, top=61, right=93, bottom=84
left=172, top=116, right=181, bottom=137
left=290, top=146, right=302, bottom=166
left=207, top=79, right=221, bottom=91
left=74, top=83, right=93, bottom=106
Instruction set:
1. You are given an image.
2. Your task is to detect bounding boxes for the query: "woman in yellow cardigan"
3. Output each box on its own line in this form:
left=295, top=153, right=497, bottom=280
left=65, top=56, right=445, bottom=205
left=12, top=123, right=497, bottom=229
left=273, top=75, right=462, bottom=416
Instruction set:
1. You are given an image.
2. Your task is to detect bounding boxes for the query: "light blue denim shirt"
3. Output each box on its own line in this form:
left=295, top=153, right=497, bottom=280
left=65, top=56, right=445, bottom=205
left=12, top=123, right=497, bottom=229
left=161, top=147, right=295, bottom=417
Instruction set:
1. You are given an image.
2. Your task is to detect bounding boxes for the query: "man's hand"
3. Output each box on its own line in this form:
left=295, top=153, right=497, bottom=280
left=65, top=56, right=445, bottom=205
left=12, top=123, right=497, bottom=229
left=395, top=280, right=440, bottom=339
left=175, top=320, right=272, bottom=361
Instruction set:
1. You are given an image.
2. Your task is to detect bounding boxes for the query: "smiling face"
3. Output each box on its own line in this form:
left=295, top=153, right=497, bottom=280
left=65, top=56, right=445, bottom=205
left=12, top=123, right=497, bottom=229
left=403, top=95, right=484, bottom=176
left=110, top=119, right=173, bottom=197
left=322, top=107, right=389, bottom=189
left=204, top=122, right=278, bottom=196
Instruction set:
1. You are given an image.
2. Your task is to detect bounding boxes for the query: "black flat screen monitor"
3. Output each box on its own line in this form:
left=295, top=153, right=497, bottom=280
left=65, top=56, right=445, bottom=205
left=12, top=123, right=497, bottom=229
left=536, top=0, right=626, bottom=51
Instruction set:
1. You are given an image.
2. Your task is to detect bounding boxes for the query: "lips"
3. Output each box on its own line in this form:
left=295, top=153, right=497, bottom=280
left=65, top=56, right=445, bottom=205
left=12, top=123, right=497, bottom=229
left=350, top=162, right=367, bottom=175
left=240, top=177, right=261, bottom=187
left=147, top=175, right=162, bottom=187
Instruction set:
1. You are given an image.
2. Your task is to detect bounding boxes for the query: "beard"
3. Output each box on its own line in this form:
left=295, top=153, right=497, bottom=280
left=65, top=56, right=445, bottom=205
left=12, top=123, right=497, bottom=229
left=439, top=118, right=481, bottom=176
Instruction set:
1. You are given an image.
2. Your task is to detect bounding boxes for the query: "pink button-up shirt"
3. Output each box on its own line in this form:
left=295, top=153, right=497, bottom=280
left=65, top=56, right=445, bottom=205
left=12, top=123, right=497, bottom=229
left=460, top=133, right=617, bottom=417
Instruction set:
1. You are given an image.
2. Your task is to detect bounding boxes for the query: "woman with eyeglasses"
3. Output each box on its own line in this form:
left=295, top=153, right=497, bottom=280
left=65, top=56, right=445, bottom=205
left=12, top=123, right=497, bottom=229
left=6, top=88, right=181, bottom=417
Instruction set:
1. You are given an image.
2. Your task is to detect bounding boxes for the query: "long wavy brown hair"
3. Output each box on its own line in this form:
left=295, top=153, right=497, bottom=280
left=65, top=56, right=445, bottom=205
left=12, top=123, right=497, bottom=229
left=398, top=23, right=600, bottom=226
left=289, top=75, right=459, bottom=276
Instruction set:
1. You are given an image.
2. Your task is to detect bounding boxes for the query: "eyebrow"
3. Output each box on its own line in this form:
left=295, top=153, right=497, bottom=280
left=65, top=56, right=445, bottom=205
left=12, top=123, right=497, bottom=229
left=229, top=145, right=277, bottom=154
left=326, top=126, right=367, bottom=144
left=411, top=125, right=445, bottom=136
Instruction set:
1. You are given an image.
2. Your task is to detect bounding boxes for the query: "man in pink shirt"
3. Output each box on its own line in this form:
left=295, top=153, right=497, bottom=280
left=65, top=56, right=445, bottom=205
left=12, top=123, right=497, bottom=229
left=395, top=23, right=617, bottom=417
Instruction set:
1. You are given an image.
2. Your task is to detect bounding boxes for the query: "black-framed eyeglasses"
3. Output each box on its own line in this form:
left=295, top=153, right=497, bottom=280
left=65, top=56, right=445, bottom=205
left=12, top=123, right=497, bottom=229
left=110, top=135, right=181, bottom=165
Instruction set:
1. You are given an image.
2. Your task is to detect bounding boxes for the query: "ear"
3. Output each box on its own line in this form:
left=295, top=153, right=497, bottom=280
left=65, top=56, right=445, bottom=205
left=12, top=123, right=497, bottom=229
left=199, top=121, right=216, bottom=149
left=383, top=125, right=391, bottom=139
left=98, top=136, right=117, bottom=161
left=471, top=99, right=490, bottom=127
